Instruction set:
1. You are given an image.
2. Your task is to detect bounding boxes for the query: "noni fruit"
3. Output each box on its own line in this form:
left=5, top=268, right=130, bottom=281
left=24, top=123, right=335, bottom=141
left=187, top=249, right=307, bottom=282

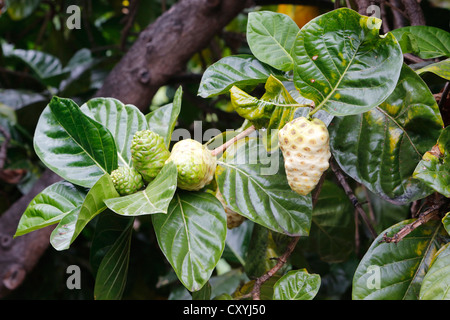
left=216, top=190, right=246, bottom=229
left=111, top=166, right=144, bottom=196
left=278, top=117, right=331, bottom=196
left=131, top=130, right=170, bottom=183
left=166, top=139, right=216, bottom=191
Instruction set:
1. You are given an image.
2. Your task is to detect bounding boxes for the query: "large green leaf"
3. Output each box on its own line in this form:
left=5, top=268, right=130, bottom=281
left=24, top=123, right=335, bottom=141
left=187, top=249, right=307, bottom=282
left=352, top=219, right=446, bottom=300
left=246, top=11, right=300, bottom=71
left=273, top=269, right=321, bottom=300
left=152, top=191, right=227, bottom=292
left=146, top=86, right=182, bottom=148
left=216, top=137, right=312, bottom=236
left=50, top=173, right=119, bottom=251
left=104, top=161, right=177, bottom=216
left=391, top=26, right=450, bottom=59
left=293, top=8, right=403, bottom=116
left=419, top=243, right=450, bottom=300
left=330, top=64, right=443, bottom=204
left=416, top=59, right=450, bottom=81
left=81, top=97, right=147, bottom=167
left=14, top=181, right=87, bottom=237
left=197, top=55, right=287, bottom=98
left=413, top=126, right=450, bottom=197
left=94, top=218, right=134, bottom=300
left=34, top=97, right=118, bottom=188
left=303, top=180, right=355, bottom=263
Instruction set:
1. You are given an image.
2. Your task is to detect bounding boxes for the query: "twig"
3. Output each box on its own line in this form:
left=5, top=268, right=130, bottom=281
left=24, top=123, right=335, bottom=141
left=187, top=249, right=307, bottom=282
left=380, top=199, right=445, bottom=243
left=438, top=81, right=450, bottom=110
left=120, top=0, right=140, bottom=51
left=0, top=125, right=11, bottom=169
left=251, top=236, right=300, bottom=300
left=211, top=125, right=256, bottom=157
left=330, top=158, right=378, bottom=239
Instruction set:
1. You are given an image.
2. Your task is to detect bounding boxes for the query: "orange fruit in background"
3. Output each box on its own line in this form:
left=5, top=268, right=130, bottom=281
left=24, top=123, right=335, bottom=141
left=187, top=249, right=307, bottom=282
left=277, top=4, right=321, bottom=28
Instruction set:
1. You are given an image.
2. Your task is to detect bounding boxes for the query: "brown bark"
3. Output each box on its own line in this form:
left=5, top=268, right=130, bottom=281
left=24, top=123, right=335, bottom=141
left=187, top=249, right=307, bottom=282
left=94, top=0, right=250, bottom=111
left=0, top=0, right=249, bottom=297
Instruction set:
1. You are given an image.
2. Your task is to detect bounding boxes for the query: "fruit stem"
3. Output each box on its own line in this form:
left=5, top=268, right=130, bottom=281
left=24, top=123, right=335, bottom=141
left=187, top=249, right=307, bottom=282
left=211, top=125, right=256, bottom=157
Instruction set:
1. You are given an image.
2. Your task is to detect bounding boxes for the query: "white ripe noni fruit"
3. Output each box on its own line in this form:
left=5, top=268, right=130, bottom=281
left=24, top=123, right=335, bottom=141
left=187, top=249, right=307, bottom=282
left=278, top=117, right=331, bottom=196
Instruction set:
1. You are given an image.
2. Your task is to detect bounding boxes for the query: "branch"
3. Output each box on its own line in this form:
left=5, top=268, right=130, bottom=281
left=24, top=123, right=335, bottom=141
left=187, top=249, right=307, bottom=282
left=251, top=236, right=300, bottom=300
left=401, top=0, right=425, bottom=25
left=330, top=158, right=378, bottom=239
left=380, top=197, right=446, bottom=243
left=211, top=125, right=256, bottom=156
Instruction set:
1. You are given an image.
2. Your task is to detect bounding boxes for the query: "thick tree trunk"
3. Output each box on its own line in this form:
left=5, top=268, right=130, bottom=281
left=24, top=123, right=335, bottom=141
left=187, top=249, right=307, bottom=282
left=0, top=0, right=249, bottom=298
left=95, top=0, right=250, bottom=111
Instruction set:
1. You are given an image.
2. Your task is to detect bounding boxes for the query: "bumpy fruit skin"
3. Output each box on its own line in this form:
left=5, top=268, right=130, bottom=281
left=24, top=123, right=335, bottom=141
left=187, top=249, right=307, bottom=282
left=131, top=130, right=170, bottom=183
left=216, top=190, right=246, bottom=229
left=278, top=117, right=331, bottom=196
left=166, top=139, right=216, bottom=191
left=111, top=166, right=144, bottom=196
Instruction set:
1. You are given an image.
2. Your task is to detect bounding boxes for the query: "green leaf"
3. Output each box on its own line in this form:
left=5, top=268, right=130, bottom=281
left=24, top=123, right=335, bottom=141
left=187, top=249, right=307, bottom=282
left=94, top=218, right=134, bottom=300
left=304, top=180, right=355, bottom=263
left=197, top=55, right=287, bottom=98
left=443, top=212, right=450, bottom=235
left=146, top=86, right=182, bottom=148
left=90, top=210, right=134, bottom=276
left=419, top=243, right=450, bottom=300
left=216, top=137, right=312, bottom=236
left=413, top=126, right=450, bottom=197
left=391, top=26, right=450, bottom=59
left=14, top=181, right=87, bottom=237
left=293, top=8, right=403, bottom=116
left=192, top=282, right=212, bottom=300
left=416, top=59, right=450, bottom=81
left=247, top=11, right=300, bottom=71
left=34, top=97, right=118, bottom=188
left=81, top=97, right=147, bottom=167
left=352, top=219, right=446, bottom=300
left=330, top=64, right=443, bottom=204
left=273, top=269, right=321, bottom=300
left=104, top=161, right=177, bottom=216
left=152, top=191, right=227, bottom=292
left=50, top=173, right=119, bottom=251
left=2, top=42, right=68, bottom=86
left=0, top=89, right=47, bottom=110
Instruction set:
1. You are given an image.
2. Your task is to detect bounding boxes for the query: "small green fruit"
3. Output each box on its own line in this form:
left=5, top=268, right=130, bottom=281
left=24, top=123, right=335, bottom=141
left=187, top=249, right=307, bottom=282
left=131, top=130, right=170, bottom=183
left=166, top=139, right=216, bottom=191
left=111, top=166, right=144, bottom=196
left=278, top=117, right=331, bottom=196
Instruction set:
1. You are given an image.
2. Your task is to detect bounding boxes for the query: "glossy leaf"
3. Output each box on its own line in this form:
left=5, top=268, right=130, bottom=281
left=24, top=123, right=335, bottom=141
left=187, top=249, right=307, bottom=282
left=273, top=269, right=321, bottom=300
left=34, top=97, right=118, bottom=188
left=81, top=97, right=147, bottom=167
left=419, top=243, right=450, bottom=300
left=104, top=161, right=177, bottom=216
left=304, top=180, right=355, bottom=263
left=94, top=219, right=134, bottom=300
left=293, top=8, right=403, bottom=116
left=416, top=59, right=450, bottom=81
left=152, top=191, right=227, bottom=291
left=247, top=11, right=300, bottom=71
left=391, top=26, right=450, bottom=59
left=146, top=86, right=182, bottom=148
left=443, top=212, right=450, bottom=235
left=50, top=173, right=119, bottom=251
left=352, top=219, right=446, bottom=300
left=330, top=64, right=443, bottom=204
left=413, top=125, right=450, bottom=197
left=197, top=55, right=286, bottom=98
left=14, top=181, right=87, bottom=237
left=216, top=137, right=312, bottom=236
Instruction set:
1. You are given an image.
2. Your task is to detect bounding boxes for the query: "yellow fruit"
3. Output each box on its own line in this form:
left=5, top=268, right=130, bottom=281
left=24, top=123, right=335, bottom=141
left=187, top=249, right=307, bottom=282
left=278, top=117, right=331, bottom=196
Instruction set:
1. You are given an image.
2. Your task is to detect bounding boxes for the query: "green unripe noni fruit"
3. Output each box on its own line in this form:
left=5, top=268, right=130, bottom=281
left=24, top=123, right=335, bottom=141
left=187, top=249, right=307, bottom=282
left=111, top=166, right=144, bottom=196
left=131, top=130, right=170, bottom=183
left=278, top=116, right=331, bottom=196
left=166, top=139, right=216, bottom=191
